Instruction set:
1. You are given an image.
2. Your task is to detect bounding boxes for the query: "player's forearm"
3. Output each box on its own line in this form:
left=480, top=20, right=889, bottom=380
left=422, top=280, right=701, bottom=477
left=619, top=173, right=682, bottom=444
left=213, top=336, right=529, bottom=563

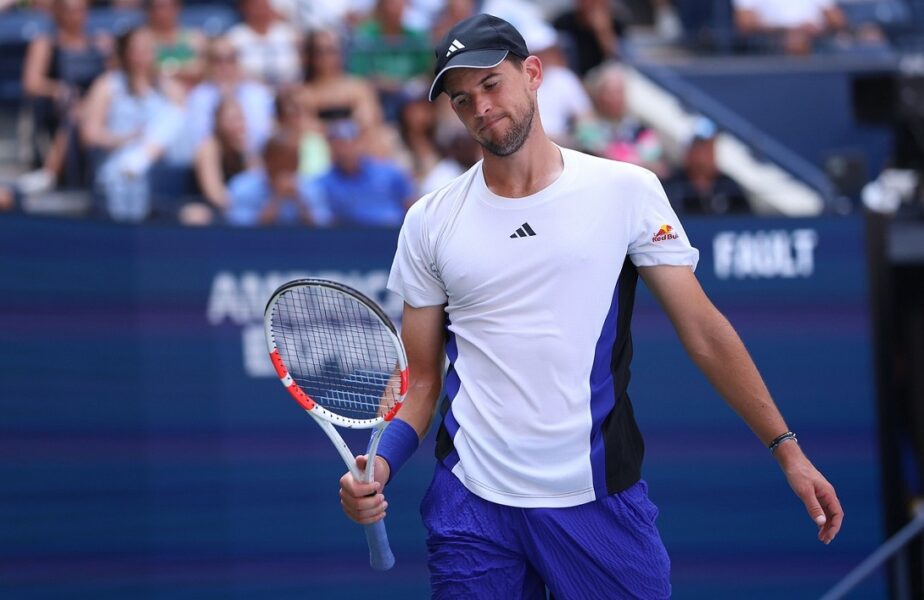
left=399, top=373, right=442, bottom=439
left=681, top=311, right=789, bottom=445
left=398, top=302, right=448, bottom=439
left=373, top=370, right=441, bottom=486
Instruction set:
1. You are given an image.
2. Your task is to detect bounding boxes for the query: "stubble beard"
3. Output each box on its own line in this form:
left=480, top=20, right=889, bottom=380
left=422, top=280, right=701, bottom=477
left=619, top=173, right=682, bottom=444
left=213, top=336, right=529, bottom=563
left=477, top=99, right=536, bottom=158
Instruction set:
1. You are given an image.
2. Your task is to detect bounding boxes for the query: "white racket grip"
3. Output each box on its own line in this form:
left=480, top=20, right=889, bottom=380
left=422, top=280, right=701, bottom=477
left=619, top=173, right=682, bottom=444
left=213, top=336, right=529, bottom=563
left=364, top=519, right=395, bottom=570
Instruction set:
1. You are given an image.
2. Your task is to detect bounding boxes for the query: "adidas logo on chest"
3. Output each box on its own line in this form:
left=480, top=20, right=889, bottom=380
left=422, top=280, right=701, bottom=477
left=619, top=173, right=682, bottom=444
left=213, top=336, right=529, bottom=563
left=509, top=222, right=537, bottom=239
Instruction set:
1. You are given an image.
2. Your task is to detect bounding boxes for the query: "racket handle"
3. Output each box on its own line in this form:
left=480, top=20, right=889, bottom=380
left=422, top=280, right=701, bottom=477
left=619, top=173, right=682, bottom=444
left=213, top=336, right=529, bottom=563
left=364, top=519, right=395, bottom=571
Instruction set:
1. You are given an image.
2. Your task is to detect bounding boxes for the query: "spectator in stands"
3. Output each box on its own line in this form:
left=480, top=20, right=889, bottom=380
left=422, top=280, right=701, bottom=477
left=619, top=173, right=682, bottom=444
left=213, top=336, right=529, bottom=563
left=430, top=0, right=547, bottom=52
left=299, top=28, right=383, bottom=133
left=275, top=87, right=330, bottom=178
left=227, top=0, right=302, bottom=87
left=732, top=0, right=884, bottom=56
left=0, top=184, right=18, bottom=212
left=575, top=61, right=669, bottom=178
left=663, top=117, right=749, bottom=215
left=552, top=0, right=630, bottom=76
left=522, top=21, right=593, bottom=147
left=397, top=91, right=440, bottom=187
left=80, top=27, right=185, bottom=222
left=185, top=36, right=275, bottom=157
left=348, top=0, right=432, bottom=122
left=269, top=0, right=354, bottom=33
left=192, top=96, right=256, bottom=214
left=20, top=0, right=110, bottom=193
left=143, top=0, right=206, bottom=89
left=309, top=118, right=415, bottom=226
left=226, top=131, right=326, bottom=226
left=418, top=124, right=481, bottom=195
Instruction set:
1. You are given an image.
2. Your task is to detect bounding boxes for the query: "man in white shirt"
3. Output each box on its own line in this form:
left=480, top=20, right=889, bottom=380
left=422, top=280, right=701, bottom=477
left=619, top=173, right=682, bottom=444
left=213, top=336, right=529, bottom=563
left=733, top=0, right=847, bottom=54
left=340, top=14, right=843, bottom=599
left=227, top=0, right=302, bottom=86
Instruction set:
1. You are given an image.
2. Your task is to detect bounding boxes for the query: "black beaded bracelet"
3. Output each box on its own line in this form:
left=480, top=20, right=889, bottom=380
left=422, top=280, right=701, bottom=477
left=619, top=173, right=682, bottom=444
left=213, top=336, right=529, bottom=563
left=768, top=431, right=798, bottom=454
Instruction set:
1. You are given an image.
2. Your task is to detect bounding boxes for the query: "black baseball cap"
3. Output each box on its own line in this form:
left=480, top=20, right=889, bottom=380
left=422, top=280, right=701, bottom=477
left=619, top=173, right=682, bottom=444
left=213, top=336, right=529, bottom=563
left=428, top=14, right=529, bottom=102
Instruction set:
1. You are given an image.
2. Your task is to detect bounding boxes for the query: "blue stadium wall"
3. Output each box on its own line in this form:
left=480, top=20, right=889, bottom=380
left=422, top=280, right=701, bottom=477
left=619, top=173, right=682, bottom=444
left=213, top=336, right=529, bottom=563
left=0, top=215, right=883, bottom=599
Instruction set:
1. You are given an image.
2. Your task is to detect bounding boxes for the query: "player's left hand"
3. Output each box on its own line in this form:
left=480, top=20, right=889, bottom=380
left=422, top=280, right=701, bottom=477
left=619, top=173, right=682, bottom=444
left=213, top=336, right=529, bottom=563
left=775, top=441, right=844, bottom=544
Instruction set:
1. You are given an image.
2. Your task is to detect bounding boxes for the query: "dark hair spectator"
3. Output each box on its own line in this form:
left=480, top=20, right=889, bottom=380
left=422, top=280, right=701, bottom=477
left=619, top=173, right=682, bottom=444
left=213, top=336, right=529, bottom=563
left=20, top=0, right=110, bottom=192
left=300, top=28, right=383, bottom=132
left=397, top=92, right=440, bottom=187
left=193, top=96, right=255, bottom=213
left=80, top=27, right=186, bottom=222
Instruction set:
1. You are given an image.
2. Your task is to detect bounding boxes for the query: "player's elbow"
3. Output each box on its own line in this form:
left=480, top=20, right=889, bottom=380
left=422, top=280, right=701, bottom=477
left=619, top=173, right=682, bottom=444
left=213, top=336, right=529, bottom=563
left=679, top=312, right=738, bottom=365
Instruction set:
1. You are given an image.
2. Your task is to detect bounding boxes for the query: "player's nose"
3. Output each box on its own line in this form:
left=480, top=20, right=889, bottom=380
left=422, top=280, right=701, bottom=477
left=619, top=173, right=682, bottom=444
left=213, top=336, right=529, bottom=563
left=473, top=94, right=493, bottom=118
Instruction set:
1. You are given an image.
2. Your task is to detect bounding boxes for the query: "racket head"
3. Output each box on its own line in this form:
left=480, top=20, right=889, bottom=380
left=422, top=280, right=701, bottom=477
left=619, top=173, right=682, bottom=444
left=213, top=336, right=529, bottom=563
left=264, top=279, right=407, bottom=428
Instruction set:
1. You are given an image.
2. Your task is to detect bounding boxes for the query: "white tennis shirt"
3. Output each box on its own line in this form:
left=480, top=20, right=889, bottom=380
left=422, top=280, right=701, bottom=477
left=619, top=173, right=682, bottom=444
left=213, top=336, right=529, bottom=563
left=387, top=147, right=699, bottom=508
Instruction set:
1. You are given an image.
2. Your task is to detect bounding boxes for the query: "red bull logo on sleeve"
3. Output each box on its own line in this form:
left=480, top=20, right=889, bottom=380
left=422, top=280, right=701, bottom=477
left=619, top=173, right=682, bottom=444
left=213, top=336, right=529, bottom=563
left=652, top=224, right=679, bottom=243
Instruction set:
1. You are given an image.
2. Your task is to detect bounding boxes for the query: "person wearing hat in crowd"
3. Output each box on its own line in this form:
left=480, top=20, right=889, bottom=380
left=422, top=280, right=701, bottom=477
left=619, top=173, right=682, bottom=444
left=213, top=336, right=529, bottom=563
left=663, top=117, right=750, bottom=215
left=338, top=14, right=843, bottom=598
left=307, top=118, right=416, bottom=227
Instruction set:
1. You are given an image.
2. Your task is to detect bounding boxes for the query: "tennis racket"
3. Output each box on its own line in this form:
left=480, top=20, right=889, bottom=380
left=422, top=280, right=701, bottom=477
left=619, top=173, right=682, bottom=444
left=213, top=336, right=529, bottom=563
left=264, top=278, right=407, bottom=571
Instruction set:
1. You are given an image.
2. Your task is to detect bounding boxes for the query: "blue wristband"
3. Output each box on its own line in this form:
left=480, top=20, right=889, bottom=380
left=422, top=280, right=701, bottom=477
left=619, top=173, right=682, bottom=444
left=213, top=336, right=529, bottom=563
left=373, top=418, right=419, bottom=483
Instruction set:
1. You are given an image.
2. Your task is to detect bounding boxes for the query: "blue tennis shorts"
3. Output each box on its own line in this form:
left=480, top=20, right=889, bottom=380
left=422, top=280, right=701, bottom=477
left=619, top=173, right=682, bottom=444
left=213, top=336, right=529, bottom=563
left=420, top=462, right=671, bottom=599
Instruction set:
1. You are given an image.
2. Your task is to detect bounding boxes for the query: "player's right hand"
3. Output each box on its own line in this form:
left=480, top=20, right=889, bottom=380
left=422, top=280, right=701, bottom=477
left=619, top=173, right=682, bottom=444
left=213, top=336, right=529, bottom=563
left=339, top=455, right=391, bottom=525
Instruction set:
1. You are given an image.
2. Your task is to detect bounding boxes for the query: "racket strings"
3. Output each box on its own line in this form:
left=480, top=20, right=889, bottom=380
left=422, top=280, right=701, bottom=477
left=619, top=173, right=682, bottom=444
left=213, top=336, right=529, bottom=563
left=272, top=286, right=400, bottom=421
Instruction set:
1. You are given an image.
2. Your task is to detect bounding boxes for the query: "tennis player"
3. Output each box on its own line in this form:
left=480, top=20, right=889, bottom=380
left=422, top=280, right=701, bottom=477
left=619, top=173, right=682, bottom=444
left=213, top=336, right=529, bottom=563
left=340, top=14, right=843, bottom=598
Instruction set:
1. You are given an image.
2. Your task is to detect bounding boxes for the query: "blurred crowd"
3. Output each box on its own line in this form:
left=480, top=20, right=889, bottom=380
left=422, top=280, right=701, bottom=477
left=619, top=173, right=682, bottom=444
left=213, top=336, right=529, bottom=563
left=0, top=0, right=897, bottom=226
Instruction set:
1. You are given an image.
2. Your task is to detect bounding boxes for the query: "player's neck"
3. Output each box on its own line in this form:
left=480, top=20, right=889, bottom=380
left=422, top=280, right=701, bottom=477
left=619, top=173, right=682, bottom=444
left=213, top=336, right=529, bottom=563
left=481, top=134, right=563, bottom=199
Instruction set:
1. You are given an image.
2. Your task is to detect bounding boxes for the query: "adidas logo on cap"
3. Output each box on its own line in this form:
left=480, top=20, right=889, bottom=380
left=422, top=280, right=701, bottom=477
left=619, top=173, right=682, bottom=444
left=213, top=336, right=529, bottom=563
left=446, top=39, right=465, bottom=57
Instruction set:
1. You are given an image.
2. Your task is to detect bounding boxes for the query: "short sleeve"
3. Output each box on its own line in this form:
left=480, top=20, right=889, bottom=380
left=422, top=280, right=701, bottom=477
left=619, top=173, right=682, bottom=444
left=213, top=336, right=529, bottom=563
left=387, top=200, right=448, bottom=307
left=627, top=170, right=700, bottom=271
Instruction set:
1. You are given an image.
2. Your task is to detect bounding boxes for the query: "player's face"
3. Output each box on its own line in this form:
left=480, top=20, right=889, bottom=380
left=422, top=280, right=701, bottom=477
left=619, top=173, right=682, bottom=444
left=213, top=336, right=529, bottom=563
left=443, top=58, right=539, bottom=157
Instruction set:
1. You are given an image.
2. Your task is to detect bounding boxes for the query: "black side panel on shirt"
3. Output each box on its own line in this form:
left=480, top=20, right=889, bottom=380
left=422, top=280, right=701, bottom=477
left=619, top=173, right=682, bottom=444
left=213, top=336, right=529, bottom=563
left=604, top=258, right=645, bottom=494
left=434, top=383, right=454, bottom=462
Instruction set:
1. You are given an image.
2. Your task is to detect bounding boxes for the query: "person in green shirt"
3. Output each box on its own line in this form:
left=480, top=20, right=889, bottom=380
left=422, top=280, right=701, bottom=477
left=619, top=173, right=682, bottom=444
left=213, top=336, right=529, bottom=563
left=347, top=0, right=432, bottom=122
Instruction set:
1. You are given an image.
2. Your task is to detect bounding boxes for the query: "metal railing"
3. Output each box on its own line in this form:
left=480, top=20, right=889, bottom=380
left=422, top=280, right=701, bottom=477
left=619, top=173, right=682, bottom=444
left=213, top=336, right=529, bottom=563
left=821, top=502, right=924, bottom=599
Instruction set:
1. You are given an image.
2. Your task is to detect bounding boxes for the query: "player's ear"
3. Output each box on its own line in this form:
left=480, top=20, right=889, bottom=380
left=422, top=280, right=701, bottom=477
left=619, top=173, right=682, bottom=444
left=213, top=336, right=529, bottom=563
left=523, top=55, right=543, bottom=92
